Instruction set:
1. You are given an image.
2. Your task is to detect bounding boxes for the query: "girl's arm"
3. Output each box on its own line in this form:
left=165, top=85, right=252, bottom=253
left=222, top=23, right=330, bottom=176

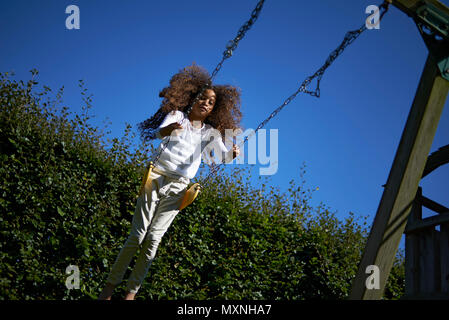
left=203, top=130, right=240, bottom=164
left=221, top=144, right=240, bottom=163
left=231, top=144, right=240, bottom=159
left=158, top=122, right=183, bottom=138
left=155, top=111, right=184, bottom=139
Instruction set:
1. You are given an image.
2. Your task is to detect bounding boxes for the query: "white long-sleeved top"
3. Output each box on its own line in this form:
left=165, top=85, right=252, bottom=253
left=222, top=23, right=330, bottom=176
left=154, top=110, right=232, bottom=179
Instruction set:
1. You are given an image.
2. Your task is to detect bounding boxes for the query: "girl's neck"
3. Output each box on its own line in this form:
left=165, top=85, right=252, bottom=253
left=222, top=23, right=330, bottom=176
left=188, top=114, right=205, bottom=129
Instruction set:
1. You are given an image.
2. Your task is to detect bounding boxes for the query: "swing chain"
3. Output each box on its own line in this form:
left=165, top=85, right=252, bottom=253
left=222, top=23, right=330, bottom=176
left=203, top=0, right=391, bottom=181
left=211, top=0, right=265, bottom=81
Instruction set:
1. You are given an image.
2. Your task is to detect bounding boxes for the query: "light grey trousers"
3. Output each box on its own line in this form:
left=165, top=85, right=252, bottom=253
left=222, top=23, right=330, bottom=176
left=106, top=168, right=189, bottom=293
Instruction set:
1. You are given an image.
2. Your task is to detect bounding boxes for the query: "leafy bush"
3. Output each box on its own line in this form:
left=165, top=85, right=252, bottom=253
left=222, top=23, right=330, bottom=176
left=0, top=70, right=404, bottom=300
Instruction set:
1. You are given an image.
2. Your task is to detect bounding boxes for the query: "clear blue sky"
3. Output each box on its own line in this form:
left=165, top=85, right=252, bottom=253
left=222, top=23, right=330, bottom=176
left=1, top=0, right=448, bottom=245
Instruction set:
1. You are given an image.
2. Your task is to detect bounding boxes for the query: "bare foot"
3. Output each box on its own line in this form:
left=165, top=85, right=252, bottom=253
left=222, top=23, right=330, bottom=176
left=124, top=292, right=136, bottom=300
left=98, top=283, right=115, bottom=300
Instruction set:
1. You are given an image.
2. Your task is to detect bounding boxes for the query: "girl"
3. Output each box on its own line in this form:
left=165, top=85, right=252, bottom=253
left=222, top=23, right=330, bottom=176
left=98, top=64, right=242, bottom=300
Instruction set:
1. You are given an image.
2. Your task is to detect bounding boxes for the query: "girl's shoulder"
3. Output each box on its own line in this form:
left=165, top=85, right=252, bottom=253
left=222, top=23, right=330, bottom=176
left=166, top=109, right=186, bottom=121
left=168, top=109, right=185, bottom=117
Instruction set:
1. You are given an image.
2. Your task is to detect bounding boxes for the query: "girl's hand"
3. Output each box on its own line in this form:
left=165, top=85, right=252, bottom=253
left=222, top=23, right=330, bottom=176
left=159, top=122, right=183, bottom=137
left=232, top=144, right=240, bottom=159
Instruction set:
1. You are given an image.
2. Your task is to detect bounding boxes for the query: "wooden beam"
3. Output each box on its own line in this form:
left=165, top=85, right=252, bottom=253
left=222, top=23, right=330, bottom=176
left=391, top=0, right=449, bottom=18
left=405, top=211, right=449, bottom=233
left=422, top=144, right=449, bottom=178
left=405, top=188, right=422, bottom=296
left=419, top=194, right=449, bottom=213
left=349, top=54, right=449, bottom=300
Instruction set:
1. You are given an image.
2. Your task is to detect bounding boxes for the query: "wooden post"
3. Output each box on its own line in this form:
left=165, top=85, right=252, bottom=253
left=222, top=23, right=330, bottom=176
left=405, top=188, right=422, bottom=297
left=349, top=54, right=449, bottom=299
left=440, top=223, right=449, bottom=294
left=419, top=228, right=440, bottom=294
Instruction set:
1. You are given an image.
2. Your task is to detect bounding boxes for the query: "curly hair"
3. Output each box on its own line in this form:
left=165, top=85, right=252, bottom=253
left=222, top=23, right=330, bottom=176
left=138, top=63, right=242, bottom=142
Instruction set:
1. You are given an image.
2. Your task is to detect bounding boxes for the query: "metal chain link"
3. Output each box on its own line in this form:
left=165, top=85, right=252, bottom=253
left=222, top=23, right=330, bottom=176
left=203, top=0, right=390, bottom=181
left=211, top=0, right=266, bottom=81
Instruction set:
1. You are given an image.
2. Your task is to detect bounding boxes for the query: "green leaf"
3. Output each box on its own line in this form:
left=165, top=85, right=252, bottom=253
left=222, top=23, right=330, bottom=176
left=57, top=207, right=65, bottom=217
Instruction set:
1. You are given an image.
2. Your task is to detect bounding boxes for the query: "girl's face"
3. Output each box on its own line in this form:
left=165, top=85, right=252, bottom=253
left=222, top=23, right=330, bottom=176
left=190, top=89, right=216, bottom=121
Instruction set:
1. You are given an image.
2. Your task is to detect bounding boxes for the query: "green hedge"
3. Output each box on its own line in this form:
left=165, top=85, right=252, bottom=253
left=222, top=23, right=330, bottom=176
left=0, top=71, right=404, bottom=300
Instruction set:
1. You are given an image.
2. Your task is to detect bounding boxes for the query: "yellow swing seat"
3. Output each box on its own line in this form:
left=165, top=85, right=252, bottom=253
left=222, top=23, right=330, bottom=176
left=179, top=183, right=201, bottom=210
left=138, top=163, right=201, bottom=210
